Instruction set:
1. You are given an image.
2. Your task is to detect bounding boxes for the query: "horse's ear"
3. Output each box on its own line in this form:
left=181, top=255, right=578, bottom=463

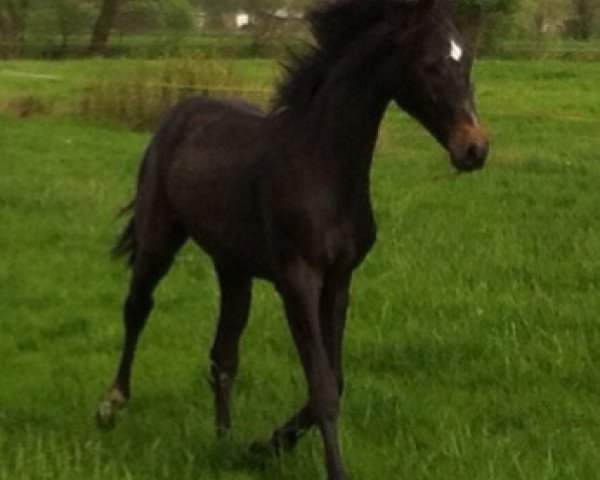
left=416, top=0, right=435, bottom=14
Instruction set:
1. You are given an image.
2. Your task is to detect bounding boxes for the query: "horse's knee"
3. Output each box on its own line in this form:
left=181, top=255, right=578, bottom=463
left=209, top=337, right=241, bottom=379
left=208, top=358, right=234, bottom=390
left=123, top=289, right=153, bottom=329
left=309, top=389, right=340, bottom=423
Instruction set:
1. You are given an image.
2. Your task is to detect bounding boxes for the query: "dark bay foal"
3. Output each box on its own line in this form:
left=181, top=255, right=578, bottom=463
left=96, top=0, right=488, bottom=478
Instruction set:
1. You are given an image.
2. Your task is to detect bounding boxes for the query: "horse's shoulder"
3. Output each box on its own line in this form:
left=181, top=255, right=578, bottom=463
left=174, top=96, right=265, bottom=119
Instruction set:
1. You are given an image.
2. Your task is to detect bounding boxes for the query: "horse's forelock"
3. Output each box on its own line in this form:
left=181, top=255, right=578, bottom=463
left=307, top=0, right=409, bottom=53
left=307, top=0, right=445, bottom=56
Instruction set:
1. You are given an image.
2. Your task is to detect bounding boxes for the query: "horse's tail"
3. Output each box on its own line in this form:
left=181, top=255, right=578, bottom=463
left=112, top=201, right=136, bottom=266
left=112, top=146, right=152, bottom=266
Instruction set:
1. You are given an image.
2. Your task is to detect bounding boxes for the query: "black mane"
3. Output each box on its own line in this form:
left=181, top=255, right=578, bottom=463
left=272, top=0, right=429, bottom=111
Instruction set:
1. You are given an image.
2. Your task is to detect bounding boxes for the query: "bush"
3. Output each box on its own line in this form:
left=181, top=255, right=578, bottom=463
left=78, top=55, right=270, bottom=130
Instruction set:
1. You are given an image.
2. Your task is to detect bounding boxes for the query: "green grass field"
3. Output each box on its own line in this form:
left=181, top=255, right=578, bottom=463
left=1, top=58, right=600, bottom=479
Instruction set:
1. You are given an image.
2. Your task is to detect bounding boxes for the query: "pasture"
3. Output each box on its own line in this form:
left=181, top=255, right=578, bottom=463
left=1, top=58, right=600, bottom=479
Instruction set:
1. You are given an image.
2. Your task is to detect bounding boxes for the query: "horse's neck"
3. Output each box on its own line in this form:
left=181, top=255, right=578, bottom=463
left=306, top=79, right=390, bottom=203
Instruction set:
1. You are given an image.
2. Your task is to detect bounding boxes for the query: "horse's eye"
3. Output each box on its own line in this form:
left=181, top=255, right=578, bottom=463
left=422, top=62, right=442, bottom=75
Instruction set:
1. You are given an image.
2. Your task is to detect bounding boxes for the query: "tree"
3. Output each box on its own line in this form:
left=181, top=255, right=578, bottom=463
left=572, top=0, right=595, bottom=39
left=0, top=0, right=30, bottom=52
left=454, top=0, right=520, bottom=49
left=512, top=0, right=599, bottom=40
left=34, top=0, right=95, bottom=49
left=88, top=0, right=120, bottom=54
left=115, top=0, right=163, bottom=32
left=512, top=0, right=569, bottom=39
left=200, top=0, right=309, bottom=29
left=158, top=0, right=196, bottom=30
left=200, top=0, right=238, bottom=28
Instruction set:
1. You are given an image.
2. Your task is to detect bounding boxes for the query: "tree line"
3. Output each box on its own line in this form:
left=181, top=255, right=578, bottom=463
left=0, top=0, right=597, bottom=57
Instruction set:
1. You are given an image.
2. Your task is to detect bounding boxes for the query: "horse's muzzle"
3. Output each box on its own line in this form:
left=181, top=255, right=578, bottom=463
left=448, top=122, right=489, bottom=172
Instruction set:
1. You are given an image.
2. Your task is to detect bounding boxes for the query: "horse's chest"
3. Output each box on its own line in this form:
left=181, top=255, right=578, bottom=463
left=340, top=215, right=377, bottom=267
left=325, top=225, right=363, bottom=269
left=271, top=204, right=374, bottom=271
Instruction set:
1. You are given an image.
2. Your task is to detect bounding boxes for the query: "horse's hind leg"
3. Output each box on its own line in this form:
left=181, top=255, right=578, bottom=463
left=209, top=265, right=252, bottom=435
left=96, top=224, right=186, bottom=429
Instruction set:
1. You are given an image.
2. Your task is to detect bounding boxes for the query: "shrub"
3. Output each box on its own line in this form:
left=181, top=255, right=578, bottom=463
left=79, top=55, right=270, bottom=130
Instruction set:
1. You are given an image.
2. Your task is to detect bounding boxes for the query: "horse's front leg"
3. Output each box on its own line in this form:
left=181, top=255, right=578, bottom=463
left=319, top=270, right=351, bottom=398
left=251, top=270, right=351, bottom=454
left=209, top=266, right=252, bottom=435
left=271, top=260, right=348, bottom=480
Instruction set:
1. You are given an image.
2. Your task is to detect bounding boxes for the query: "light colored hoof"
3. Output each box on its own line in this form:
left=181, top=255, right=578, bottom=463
left=95, top=389, right=127, bottom=430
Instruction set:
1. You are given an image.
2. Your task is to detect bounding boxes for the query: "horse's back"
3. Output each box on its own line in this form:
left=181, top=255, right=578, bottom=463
left=146, top=96, right=270, bottom=273
left=151, top=96, right=264, bottom=156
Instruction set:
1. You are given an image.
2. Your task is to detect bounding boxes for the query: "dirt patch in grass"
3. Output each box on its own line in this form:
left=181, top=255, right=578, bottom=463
left=2, top=94, right=53, bottom=118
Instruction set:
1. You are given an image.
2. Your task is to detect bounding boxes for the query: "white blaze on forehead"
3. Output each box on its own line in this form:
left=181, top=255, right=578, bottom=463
left=449, top=38, right=463, bottom=62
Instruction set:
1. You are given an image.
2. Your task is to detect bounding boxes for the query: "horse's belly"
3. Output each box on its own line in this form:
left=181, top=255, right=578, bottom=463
left=166, top=158, right=271, bottom=277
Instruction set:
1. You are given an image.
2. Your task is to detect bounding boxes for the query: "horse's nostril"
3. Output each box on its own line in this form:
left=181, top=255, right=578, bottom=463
left=467, top=142, right=488, bottom=163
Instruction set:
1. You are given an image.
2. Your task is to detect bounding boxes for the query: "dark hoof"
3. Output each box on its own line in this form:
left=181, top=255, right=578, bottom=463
left=215, top=426, right=230, bottom=440
left=95, top=389, right=127, bottom=430
left=249, top=439, right=279, bottom=458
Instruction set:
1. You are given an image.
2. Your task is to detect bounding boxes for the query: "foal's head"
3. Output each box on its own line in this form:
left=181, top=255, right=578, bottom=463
left=302, top=0, right=488, bottom=171
left=385, top=0, right=489, bottom=171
